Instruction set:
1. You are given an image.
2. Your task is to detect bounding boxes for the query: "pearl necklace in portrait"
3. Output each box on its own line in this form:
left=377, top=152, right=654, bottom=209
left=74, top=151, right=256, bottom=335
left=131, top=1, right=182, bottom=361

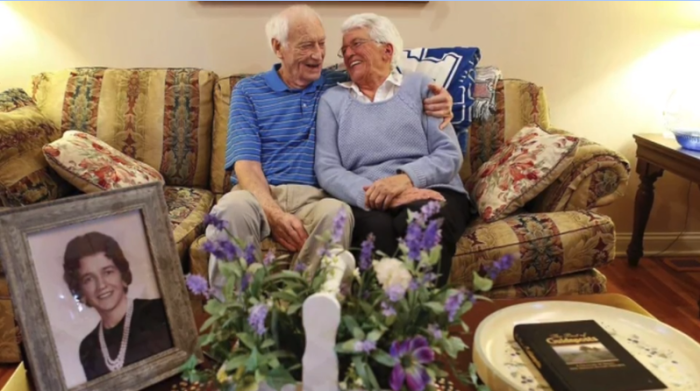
left=98, top=299, right=134, bottom=372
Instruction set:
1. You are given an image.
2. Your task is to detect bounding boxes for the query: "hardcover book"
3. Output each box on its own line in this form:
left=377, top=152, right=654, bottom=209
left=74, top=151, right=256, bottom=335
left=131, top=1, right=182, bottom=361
left=514, top=320, right=667, bottom=391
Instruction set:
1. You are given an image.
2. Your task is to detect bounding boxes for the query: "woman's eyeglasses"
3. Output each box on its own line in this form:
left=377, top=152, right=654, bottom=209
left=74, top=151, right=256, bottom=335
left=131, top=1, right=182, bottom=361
left=338, top=39, right=380, bottom=58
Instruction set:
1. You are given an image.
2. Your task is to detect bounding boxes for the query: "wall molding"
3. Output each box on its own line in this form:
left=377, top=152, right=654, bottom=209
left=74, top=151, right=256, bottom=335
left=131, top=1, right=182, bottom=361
left=615, top=232, right=700, bottom=257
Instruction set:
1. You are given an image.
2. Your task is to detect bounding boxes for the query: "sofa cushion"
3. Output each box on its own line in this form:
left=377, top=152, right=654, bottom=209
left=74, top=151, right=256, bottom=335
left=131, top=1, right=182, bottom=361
left=400, top=47, right=481, bottom=153
left=32, top=68, right=216, bottom=188
left=483, top=269, right=607, bottom=299
left=43, top=131, right=164, bottom=193
left=211, top=75, right=252, bottom=195
left=466, top=126, right=579, bottom=222
left=0, top=89, right=72, bottom=207
left=450, top=210, right=614, bottom=289
left=165, top=186, right=214, bottom=264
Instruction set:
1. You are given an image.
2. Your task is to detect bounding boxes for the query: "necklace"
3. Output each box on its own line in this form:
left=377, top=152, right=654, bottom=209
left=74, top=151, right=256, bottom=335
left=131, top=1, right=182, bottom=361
left=98, top=299, right=134, bottom=372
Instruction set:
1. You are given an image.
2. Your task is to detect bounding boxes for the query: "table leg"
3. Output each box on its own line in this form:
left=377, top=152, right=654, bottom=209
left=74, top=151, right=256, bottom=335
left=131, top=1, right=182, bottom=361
left=626, top=160, right=664, bottom=266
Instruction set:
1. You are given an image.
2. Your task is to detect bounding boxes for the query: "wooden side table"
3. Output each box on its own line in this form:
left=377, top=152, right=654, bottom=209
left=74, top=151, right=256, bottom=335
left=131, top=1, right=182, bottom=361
left=627, top=133, right=700, bottom=266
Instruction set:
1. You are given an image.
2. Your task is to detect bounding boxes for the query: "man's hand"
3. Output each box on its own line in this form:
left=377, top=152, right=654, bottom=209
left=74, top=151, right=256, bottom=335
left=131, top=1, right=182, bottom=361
left=267, top=211, right=308, bottom=252
left=388, top=188, right=446, bottom=209
left=424, top=83, right=454, bottom=130
left=363, top=174, right=413, bottom=210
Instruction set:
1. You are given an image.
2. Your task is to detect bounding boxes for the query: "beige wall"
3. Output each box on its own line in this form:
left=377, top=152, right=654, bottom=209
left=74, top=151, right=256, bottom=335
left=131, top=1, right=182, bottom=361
left=1, top=1, right=699, bottom=237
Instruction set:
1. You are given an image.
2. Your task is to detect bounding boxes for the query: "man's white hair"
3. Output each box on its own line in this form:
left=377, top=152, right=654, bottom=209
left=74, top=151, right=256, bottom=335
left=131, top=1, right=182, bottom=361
left=341, top=13, right=404, bottom=69
left=265, top=5, right=322, bottom=53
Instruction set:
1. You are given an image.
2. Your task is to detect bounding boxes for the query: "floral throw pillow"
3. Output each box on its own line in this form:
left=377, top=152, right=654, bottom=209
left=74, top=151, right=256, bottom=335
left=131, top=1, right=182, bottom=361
left=43, top=131, right=164, bottom=193
left=466, top=126, right=579, bottom=222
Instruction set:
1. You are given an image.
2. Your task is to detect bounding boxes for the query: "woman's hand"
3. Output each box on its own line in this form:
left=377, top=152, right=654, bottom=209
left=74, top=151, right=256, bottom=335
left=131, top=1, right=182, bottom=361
left=388, top=188, right=446, bottom=209
left=424, top=84, right=454, bottom=130
left=363, top=174, right=413, bottom=210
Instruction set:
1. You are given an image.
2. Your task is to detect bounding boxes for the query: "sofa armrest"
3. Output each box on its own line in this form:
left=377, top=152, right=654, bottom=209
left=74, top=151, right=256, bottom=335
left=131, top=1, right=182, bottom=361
left=528, top=128, right=631, bottom=213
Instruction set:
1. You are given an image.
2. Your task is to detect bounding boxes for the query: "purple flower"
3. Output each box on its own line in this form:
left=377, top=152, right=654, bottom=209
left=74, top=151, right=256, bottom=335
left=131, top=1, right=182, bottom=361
left=248, top=304, right=269, bottom=336
left=263, top=250, right=275, bottom=267
left=185, top=274, right=209, bottom=298
left=409, top=279, right=420, bottom=291
left=427, top=324, right=442, bottom=340
left=381, top=302, right=397, bottom=317
left=487, top=254, right=516, bottom=279
left=354, top=340, right=376, bottom=354
left=445, top=291, right=466, bottom=322
left=389, top=336, right=435, bottom=391
left=332, top=208, right=348, bottom=244
left=404, top=221, right=423, bottom=261
left=387, top=284, right=406, bottom=302
left=240, top=273, right=252, bottom=291
left=359, top=233, right=375, bottom=271
left=467, top=291, right=476, bottom=304
left=317, top=245, right=332, bottom=259
left=203, top=239, right=238, bottom=261
left=420, top=201, right=441, bottom=221
left=204, top=213, right=229, bottom=231
left=420, top=220, right=441, bottom=251
left=244, top=243, right=256, bottom=265
left=422, top=273, right=437, bottom=284
left=294, top=262, right=307, bottom=273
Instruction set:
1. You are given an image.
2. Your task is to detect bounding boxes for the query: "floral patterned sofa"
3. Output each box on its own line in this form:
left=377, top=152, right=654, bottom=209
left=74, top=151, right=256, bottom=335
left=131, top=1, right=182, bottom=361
left=0, top=67, right=630, bottom=363
left=188, top=74, right=631, bottom=300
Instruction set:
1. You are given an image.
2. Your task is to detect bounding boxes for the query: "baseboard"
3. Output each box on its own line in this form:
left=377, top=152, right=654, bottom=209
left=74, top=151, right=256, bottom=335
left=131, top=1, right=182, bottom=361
left=615, top=232, right=700, bottom=257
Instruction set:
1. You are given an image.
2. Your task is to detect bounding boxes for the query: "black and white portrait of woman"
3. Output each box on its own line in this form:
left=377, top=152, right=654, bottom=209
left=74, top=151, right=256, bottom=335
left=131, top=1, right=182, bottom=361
left=29, top=210, right=174, bottom=388
left=62, top=231, right=173, bottom=381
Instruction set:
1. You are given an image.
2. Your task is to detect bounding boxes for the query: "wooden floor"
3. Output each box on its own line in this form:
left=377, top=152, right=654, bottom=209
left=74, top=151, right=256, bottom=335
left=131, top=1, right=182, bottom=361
left=601, top=256, right=700, bottom=342
left=0, top=257, right=697, bottom=387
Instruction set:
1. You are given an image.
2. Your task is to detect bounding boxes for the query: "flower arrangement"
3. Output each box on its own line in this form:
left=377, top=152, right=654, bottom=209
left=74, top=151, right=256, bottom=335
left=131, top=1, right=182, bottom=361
left=183, top=201, right=514, bottom=391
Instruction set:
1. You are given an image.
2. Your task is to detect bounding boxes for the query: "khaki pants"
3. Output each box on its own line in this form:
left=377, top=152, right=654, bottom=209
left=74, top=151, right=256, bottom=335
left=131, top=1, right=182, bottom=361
left=206, top=184, right=354, bottom=292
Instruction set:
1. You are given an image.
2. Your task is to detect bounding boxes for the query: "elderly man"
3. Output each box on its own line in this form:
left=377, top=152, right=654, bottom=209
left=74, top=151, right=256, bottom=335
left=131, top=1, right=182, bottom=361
left=207, top=5, right=454, bottom=290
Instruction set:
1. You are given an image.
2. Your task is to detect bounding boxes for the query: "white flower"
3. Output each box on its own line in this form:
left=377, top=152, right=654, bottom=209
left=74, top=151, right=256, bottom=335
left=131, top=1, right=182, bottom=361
left=373, top=258, right=412, bottom=292
left=353, top=267, right=361, bottom=282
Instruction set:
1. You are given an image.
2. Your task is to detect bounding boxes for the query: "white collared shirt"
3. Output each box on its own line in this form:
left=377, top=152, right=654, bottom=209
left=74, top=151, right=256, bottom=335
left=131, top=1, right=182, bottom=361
left=338, top=71, right=403, bottom=103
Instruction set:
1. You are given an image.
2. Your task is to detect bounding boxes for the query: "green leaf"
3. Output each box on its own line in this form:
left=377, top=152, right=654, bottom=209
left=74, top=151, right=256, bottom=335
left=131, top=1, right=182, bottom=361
left=366, top=329, right=383, bottom=342
left=343, top=315, right=365, bottom=340
left=335, top=339, right=359, bottom=353
left=204, top=300, right=225, bottom=317
left=472, top=271, right=494, bottom=292
left=261, top=339, right=275, bottom=349
left=245, top=348, right=260, bottom=372
left=287, top=303, right=302, bottom=315
left=359, top=300, right=374, bottom=315
left=272, top=291, right=299, bottom=303
left=371, top=350, right=396, bottom=367
left=266, top=366, right=296, bottom=391
left=199, top=315, right=218, bottom=333
left=423, top=302, right=444, bottom=315
left=224, top=354, right=250, bottom=371
left=198, top=333, right=215, bottom=347
left=180, top=354, right=198, bottom=372
left=352, top=356, right=369, bottom=388
left=442, top=336, right=467, bottom=358
left=236, top=333, right=257, bottom=350
left=251, top=267, right=266, bottom=297
left=364, top=361, right=380, bottom=390
left=428, top=247, right=441, bottom=266
left=224, top=277, right=236, bottom=301
left=473, top=294, right=493, bottom=303
left=461, top=321, right=470, bottom=334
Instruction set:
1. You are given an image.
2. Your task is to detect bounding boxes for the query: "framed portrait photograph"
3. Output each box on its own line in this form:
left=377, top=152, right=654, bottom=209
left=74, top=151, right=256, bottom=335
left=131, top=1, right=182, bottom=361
left=0, top=182, right=201, bottom=391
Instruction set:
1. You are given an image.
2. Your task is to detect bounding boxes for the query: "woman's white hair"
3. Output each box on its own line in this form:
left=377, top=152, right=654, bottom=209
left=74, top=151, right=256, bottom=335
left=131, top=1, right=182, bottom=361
left=265, top=5, right=322, bottom=53
left=341, top=13, right=404, bottom=69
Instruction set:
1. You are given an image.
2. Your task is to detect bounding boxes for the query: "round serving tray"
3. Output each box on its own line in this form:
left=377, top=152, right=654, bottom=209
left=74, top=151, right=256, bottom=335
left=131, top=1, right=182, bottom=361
left=473, top=301, right=700, bottom=391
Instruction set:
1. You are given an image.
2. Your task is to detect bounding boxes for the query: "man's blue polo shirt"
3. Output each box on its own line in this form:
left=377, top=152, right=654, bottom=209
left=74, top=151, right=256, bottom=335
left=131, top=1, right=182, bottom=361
left=225, top=64, right=347, bottom=187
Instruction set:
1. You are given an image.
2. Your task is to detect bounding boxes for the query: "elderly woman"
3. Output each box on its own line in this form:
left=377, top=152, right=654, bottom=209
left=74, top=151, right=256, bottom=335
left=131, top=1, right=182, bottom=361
left=63, top=232, right=173, bottom=381
left=314, top=13, right=473, bottom=286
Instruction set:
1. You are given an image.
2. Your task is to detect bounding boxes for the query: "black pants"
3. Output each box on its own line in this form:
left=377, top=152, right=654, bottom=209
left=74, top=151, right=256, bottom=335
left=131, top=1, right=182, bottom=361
left=351, top=188, right=473, bottom=287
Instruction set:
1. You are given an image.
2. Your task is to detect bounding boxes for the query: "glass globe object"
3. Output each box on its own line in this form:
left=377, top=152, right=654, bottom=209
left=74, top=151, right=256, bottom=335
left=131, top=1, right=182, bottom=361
left=663, top=84, right=700, bottom=151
